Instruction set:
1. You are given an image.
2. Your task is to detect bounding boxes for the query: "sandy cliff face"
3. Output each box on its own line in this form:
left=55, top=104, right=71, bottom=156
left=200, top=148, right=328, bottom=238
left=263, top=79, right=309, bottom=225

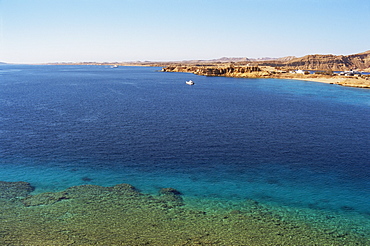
left=162, top=65, right=266, bottom=77
left=259, top=51, right=370, bottom=71
left=159, top=51, right=370, bottom=72
left=286, top=55, right=349, bottom=70
left=346, top=51, right=370, bottom=70
left=162, top=63, right=370, bottom=89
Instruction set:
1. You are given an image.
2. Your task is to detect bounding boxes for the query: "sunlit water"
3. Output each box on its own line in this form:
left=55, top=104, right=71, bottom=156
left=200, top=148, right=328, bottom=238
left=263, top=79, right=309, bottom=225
left=1, top=65, right=369, bottom=234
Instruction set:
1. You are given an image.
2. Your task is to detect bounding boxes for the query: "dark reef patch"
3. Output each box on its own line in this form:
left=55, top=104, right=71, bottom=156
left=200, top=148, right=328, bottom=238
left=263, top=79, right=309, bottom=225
left=0, top=181, right=34, bottom=199
left=81, top=176, right=93, bottom=182
left=22, top=191, right=70, bottom=206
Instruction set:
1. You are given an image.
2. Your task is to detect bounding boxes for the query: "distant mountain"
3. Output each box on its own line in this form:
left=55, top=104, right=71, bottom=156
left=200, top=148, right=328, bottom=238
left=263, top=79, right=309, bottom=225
left=210, top=57, right=251, bottom=62
left=176, top=56, right=296, bottom=64
left=274, top=56, right=297, bottom=62
left=206, top=56, right=296, bottom=63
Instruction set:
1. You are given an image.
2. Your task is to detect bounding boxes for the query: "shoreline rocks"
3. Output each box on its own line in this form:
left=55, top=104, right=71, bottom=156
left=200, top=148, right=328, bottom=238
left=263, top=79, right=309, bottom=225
left=162, top=64, right=370, bottom=89
left=162, top=64, right=267, bottom=78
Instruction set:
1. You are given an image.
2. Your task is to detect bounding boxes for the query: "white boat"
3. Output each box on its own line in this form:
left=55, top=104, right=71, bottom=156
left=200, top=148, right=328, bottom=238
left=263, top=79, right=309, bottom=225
left=111, top=65, right=119, bottom=68
left=186, top=80, right=194, bottom=85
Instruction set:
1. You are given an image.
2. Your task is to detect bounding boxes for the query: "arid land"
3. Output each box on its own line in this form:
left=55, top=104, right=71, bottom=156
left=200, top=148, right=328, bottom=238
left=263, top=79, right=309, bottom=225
left=161, top=64, right=370, bottom=89
left=158, top=50, right=370, bottom=88
left=47, top=50, right=370, bottom=89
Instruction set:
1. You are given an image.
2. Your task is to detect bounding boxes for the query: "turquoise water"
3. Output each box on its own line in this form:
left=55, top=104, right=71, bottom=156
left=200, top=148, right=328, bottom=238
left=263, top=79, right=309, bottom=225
left=0, top=65, right=369, bottom=235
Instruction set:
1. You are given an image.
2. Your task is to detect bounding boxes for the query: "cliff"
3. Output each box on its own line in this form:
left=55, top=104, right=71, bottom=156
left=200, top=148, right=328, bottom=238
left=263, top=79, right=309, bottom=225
left=257, top=51, right=370, bottom=71
left=162, top=64, right=267, bottom=78
left=45, top=51, right=370, bottom=72
left=162, top=64, right=370, bottom=89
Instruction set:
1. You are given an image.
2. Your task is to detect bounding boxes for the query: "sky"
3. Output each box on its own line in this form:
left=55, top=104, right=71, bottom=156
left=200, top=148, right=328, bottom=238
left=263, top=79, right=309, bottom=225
left=0, top=0, right=369, bottom=64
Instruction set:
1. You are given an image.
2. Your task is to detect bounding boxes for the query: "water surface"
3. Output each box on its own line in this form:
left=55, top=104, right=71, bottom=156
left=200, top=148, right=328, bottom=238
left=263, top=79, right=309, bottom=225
left=0, top=65, right=369, bottom=241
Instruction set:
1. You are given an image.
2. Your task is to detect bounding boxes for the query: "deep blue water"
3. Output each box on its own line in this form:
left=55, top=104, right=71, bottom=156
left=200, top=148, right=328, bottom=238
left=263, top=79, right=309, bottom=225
left=1, top=65, right=369, bottom=229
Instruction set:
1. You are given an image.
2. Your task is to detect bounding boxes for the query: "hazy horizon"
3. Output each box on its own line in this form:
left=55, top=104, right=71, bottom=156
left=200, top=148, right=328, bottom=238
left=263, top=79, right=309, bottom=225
left=1, top=0, right=369, bottom=64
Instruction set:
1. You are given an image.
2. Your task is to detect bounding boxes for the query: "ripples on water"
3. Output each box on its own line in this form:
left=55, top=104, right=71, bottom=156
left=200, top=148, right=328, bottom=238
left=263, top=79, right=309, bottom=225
left=0, top=65, right=369, bottom=237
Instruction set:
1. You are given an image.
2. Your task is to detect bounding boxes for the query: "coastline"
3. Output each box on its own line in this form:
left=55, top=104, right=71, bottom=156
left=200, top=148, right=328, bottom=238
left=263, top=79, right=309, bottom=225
left=284, top=76, right=370, bottom=88
left=161, top=65, right=370, bottom=89
left=35, top=62, right=370, bottom=89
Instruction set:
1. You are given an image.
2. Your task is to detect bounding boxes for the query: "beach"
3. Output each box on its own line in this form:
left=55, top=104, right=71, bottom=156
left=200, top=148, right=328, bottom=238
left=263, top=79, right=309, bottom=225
left=161, top=64, right=370, bottom=89
left=278, top=74, right=370, bottom=88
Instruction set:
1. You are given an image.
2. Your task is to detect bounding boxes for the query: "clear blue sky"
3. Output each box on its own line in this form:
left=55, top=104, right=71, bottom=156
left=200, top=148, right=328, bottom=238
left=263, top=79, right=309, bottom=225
left=0, top=0, right=369, bottom=63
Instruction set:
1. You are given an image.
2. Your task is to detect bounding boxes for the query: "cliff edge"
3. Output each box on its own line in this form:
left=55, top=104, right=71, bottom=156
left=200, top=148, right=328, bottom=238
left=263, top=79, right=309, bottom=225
left=162, top=64, right=370, bottom=89
left=257, top=50, right=370, bottom=71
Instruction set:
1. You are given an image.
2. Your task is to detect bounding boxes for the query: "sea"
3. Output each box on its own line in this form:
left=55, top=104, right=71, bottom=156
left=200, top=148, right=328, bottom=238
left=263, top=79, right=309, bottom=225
left=1, top=65, right=369, bottom=237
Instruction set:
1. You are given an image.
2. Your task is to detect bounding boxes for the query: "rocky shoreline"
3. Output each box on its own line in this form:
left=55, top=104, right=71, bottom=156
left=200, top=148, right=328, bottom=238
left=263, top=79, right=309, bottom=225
left=162, top=64, right=370, bottom=89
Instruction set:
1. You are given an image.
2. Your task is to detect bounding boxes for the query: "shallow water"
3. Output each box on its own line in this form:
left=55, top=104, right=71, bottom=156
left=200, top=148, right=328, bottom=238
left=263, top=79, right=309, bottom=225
left=0, top=65, right=369, bottom=242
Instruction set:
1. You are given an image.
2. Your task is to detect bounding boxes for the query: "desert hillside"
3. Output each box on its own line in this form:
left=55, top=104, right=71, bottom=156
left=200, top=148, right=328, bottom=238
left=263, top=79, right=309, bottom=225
left=255, top=51, right=370, bottom=71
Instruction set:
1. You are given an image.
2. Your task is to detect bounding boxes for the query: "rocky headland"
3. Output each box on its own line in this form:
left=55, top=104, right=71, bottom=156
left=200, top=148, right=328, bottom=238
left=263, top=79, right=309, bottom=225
left=157, top=50, right=370, bottom=89
left=162, top=64, right=370, bottom=89
left=47, top=50, right=370, bottom=72
left=162, top=64, right=266, bottom=78
left=44, top=50, right=370, bottom=88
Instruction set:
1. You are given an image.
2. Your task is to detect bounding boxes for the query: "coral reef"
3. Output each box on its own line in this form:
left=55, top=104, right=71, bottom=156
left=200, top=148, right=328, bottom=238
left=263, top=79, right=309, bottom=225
left=0, top=181, right=34, bottom=199
left=0, top=182, right=369, bottom=245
